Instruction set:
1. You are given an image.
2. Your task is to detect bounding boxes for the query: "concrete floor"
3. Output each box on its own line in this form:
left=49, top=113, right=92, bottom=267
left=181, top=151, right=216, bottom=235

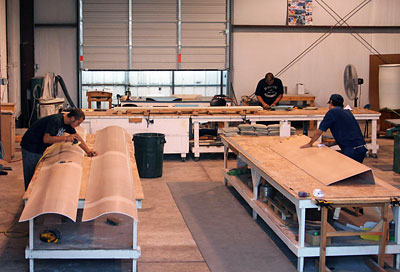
left=0, top=137, right=399, bottom=271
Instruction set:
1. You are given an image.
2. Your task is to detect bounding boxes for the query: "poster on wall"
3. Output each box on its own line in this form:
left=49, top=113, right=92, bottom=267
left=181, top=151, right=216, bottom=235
left=287, top=0, right=312, bottom=26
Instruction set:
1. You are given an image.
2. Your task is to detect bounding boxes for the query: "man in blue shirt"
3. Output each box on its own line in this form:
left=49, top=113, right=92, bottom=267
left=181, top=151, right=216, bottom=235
left=300, top=94, right=367, bottom=163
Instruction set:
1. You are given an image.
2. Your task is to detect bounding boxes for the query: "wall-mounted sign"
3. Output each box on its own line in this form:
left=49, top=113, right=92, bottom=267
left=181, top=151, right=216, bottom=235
left=288, top=0, right=312, bottom=26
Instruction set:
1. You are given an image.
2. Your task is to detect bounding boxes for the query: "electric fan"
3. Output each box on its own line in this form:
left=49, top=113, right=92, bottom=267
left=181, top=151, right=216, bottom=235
left=344, top=64, right=363, bottom=107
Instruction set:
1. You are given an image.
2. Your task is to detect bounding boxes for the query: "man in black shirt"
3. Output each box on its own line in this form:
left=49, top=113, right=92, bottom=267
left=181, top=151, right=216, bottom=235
left=21, top=108, right=97, bottom=190
left=300, top=94, right=367, bottom=163
left=255, top=73, right=284, bottom=109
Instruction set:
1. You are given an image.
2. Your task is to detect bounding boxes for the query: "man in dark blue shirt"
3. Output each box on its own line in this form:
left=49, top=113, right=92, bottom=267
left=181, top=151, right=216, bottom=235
left=255, top=73, right=284, bottom=109
left=21, top=108, right=97, bottom=190
left=300, top=94, right=367, bottom=163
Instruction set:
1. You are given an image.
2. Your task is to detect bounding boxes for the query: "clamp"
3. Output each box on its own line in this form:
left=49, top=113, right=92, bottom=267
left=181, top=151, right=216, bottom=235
left=315, top=199, right=333, bottom=208
left=241, top=110, right=250, bottom=124
left=40, top=229, right=61, bottom=243
left=145, top=110, right=154, bottom=128
left=390, top=197, right=400, bottom=207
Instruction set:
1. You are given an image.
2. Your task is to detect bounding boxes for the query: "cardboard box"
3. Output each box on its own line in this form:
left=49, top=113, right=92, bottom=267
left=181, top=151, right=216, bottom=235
left=305, top=231, right=331, bottom=246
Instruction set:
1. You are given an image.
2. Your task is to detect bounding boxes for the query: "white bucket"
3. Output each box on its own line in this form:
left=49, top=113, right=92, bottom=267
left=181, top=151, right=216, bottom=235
left=297, top=83, right=305, bottom=95
left=379, top=64, right=400, bottom=110
left=280, top=120, right=291, bottom=137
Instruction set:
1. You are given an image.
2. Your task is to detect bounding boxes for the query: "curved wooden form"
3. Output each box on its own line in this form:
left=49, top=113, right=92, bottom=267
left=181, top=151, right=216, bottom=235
left=82, top=126, right=138, bottom=222
left=19, top=129, right=87, bottom=222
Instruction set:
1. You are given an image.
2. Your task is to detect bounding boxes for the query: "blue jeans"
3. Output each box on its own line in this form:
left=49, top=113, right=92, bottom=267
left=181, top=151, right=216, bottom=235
left=22, top=148, right=43, bottom=190
left=342, top=146, right=368, bottom=163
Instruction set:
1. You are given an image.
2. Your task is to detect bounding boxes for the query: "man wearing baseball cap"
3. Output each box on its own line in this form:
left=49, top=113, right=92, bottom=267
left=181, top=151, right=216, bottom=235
left=300, top=94, right=367, bottom=163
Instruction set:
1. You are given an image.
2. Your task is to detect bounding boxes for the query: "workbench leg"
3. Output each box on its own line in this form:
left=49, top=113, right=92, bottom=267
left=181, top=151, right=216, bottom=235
left=297, top=257, right=304, bottom=272
left=393, top=206, right=400, bottom=269
left=224, top=145, right=229, bottom=185
left=296, top=206, right=306, bottom=272
left=180, top=153, right=186, bottom=162
left=29, top=218, right=34, bottom=272
left=319, top=206, right=328, bottom=272
left=251, top=169, right=261, bottom=220
left=316, top=121, right=322, bottom=143
left=371, top=119, right=378, bottom=156
left=309, top=100, right=315, bottom=130
left=303, top=121, right=309, bottom=136
left=133, top=219, right=138, bottom=272
left=194, top=121, right=200, bottom=159
left=378, top=203, right=389, bottom=267
left=251, top=169, right=261, bottom=200
left=133, top=219, right=138, bottom=249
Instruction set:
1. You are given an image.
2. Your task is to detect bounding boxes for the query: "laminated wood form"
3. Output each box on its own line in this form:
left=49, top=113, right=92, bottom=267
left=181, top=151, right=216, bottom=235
left=20, top=126, right=143, bottom=272
left=221, top=135, right=400, bottom=272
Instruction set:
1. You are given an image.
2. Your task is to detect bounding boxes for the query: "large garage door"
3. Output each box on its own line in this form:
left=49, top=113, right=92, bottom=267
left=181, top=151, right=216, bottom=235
left=81, top=0, right=228, bottom=70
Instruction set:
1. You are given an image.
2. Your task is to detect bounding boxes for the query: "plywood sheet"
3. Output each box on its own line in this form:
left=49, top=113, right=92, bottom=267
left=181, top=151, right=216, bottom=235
left=19, top=131, right=86, bottom=222
left=82, top=126, right=138, bottom=222
left=224, top=135, right=400, bottom=201
left=267, top=135, right=374, bottom=185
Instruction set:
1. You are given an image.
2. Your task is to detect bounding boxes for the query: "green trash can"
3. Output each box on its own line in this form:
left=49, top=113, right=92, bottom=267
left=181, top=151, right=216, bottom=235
left=394, top=134, right=400, bottom=174
left=133, top=133, right=166, bottom=178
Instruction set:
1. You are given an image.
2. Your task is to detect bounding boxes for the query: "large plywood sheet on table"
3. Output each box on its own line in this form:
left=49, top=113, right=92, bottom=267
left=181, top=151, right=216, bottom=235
left=225, top=135, right=400, bottom=201
left=19, top=129, right=87, bottom=222
left=82, top=126, right=138, bottom=222
left=267, top=135, right=374, bottom=185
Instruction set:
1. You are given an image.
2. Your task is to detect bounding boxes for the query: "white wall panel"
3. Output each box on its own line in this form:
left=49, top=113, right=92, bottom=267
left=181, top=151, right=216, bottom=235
left=233, top=0, right=400, bottom=26
left=233, top=0, right=287, bottom=25
left=0, top=0, right=7, bottom=102
left=35, top=28, right=78, bottom=106
left=35, top=0, right=76, bottom=24
left=233, top=32, right=400, bottom=107
left=6, top=0, right=21, bottom=115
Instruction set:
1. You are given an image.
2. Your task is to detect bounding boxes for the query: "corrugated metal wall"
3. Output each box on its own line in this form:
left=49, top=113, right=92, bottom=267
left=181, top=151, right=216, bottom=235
left=81, top=0, right=228, bottom=70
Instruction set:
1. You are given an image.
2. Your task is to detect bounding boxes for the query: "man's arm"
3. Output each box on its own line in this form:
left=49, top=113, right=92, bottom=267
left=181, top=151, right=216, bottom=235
left=74, top=133, right=97, bottom=157
left=256, top=95, right=270, bottom=109
left=271, top=94, right=283, bottom=107
left=300, top=129, right=323, bottom=148
left=43, top=133, right=76, bottom=144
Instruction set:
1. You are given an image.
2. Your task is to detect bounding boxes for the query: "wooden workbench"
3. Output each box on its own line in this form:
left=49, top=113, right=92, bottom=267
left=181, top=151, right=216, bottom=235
left=22, top=128, right=143, bottom=272
left=192, top=107, right=380, bottom=159
left=281, top=94, right=315, bottom=107
left=86, top=91, right=112, bottom=109
left=221, top=135, right=400, bottom=272
left=80, top=107, right=380, bottom=160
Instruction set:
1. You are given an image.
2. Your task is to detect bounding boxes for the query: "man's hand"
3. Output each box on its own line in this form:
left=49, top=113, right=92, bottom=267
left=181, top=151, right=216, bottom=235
left=86, top=150, right=97, bottom=157
left=300, top=142, right=313, bottom=149
left=64, top=134, right=78, bottom=142
left=262, top=103, right=271, bottom=109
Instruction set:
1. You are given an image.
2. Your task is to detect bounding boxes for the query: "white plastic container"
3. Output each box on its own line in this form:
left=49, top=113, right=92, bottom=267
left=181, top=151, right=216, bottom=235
left=379, top=64, right=400, bottom=109
left=297, top=83, right=305, bottom=95
left=280, top=120, right=291, bottom=137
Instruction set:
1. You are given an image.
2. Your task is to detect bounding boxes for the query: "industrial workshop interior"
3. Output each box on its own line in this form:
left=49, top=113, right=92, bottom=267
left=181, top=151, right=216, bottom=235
left=1, top=0, right=400, bottom=271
